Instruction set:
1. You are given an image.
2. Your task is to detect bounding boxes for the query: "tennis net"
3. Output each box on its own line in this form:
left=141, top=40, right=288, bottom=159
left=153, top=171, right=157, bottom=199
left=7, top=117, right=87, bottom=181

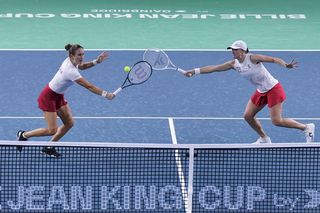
left=1, top=141, right=320, bottom=213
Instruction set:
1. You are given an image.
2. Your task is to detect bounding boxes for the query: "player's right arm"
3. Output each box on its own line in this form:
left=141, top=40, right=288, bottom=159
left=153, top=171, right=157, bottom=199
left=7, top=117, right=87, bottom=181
left=185, top=60, right=234, bottom=77
left=75, top=77, right=114, bottom=100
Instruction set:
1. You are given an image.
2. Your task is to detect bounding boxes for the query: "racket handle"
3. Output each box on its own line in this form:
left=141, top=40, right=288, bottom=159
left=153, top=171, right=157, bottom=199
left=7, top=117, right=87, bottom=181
left=177, top=68, right=186, bottom=74
left=113, top=87, right=122, bottom=95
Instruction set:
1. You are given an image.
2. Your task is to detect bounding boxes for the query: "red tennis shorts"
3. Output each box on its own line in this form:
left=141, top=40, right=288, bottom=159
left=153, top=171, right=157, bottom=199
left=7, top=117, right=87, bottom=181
left=250, top=83, right=286, bottom=108
left=37, top=85, right=68, bottom=112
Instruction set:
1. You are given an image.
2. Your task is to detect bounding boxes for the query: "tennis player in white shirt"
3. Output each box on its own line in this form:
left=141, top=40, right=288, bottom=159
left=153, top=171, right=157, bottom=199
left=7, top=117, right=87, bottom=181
left=185, top=40, right=315, bottom=144
left=17, top=44, right=114, bottom=157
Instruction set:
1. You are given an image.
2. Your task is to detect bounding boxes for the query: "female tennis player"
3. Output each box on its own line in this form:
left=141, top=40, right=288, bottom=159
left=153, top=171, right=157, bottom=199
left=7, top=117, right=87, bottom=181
left=185, top=40, right=315, bottom=144
left=17, top=44, right=115, bottom=157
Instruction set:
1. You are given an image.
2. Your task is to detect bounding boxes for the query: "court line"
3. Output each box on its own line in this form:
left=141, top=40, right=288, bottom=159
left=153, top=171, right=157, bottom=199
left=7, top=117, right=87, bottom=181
left=168, top=118, right=189, bottom=212
left=0, top=49, right=319, bottom=52
left=0, top=116, right=319, bottom=120
left=168, top=118, right=178, bottom=144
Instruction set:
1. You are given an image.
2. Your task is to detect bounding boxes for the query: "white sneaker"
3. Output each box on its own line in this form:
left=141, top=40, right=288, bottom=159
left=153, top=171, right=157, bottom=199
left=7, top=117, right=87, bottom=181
left=253, top=136, right=272, bottom=144
left=304, top=123, right=315, bottom=143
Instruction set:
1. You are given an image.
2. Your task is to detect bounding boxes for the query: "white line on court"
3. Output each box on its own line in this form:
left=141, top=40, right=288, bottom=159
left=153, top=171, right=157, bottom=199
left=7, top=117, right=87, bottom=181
left=0, top=116, right=319, bottom=120
left=168, top=118, right=178, bottom=144
left=168, top=118, right=189, bottom=212
left=0, top=49, right=319, bottom=51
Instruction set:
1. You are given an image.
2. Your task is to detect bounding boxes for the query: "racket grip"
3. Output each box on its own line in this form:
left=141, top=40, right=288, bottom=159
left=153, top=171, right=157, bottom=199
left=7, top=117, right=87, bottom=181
left=113, top=87, right=122, bottom=95
left=177, top=68, right=186, bottom=74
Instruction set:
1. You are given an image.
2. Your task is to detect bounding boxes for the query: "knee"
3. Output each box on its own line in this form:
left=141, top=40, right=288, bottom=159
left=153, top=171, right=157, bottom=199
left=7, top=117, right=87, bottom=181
left=47, top=127, right=58, bottom=135
left=243, top=113, right=254, bottom=123
left=272, top=118, right=282, bottom=126
left=65, top=119, right=75, bottom=129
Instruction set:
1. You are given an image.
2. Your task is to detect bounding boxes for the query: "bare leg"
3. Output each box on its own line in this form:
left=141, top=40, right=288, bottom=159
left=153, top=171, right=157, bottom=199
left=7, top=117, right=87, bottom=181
left=50, top=104, right=74, bottom=142
left=24, top=112, right=58, bottom=138
left=269, top=103, right=306, bottom=130
left=243, top=100, right=267, bottom=137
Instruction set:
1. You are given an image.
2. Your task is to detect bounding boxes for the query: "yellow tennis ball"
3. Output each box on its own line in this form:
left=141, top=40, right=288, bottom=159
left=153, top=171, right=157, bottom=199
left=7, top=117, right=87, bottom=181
left=124, top=66, right=131, bottom=72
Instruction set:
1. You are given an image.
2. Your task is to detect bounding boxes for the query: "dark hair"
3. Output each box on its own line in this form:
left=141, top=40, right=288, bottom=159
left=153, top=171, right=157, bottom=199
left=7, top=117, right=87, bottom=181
left=246, top=48, right=249, bottom=53
left=65, top=44, right=83, bottom=55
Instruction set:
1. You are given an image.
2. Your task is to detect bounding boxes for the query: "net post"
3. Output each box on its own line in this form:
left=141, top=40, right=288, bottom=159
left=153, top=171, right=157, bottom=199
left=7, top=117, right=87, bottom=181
left=187, top=146, right=195, bottom=213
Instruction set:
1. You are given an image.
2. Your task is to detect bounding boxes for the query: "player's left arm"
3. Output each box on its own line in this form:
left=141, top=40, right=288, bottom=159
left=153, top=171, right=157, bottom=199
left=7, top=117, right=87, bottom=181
left=250, top=54, right=298, bottom=69
left=78, top=52, right=109, bottom=70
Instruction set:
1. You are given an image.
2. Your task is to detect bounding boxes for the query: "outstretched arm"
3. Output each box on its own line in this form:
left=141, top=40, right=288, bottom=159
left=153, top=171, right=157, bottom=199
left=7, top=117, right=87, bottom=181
left=250, top=54, right=298, bottom=69
left=78, top=52, right=109, bottom=70
left=75, top=77, right=114, bottom=100
left=185, top=60, right=234, bottom=77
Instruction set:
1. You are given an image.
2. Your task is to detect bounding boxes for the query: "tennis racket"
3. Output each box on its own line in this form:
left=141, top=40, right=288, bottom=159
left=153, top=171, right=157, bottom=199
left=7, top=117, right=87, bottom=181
left=113, top=61, right=152, bottom=95
left=143, top=49, right=186, bottom=74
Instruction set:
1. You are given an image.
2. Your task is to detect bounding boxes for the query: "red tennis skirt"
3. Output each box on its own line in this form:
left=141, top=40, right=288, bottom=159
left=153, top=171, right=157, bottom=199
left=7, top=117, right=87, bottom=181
left=37, top=85, right=68, bottom=112
left=251, top=83, right=286, bottom=108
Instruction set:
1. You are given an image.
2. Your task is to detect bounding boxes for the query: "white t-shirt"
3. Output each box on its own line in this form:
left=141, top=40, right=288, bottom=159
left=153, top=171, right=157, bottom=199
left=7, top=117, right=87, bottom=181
left=233, top=54, right=278, bottom=93
left=48, top=58, right=82, bottom=94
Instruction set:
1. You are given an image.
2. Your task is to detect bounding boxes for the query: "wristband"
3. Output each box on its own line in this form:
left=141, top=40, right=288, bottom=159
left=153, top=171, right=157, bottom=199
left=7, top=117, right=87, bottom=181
left=92, top=59, right=98, bottom=65
left=194, top=68, right=201, bottom=75
left=101, top=90, right=108, bottom=97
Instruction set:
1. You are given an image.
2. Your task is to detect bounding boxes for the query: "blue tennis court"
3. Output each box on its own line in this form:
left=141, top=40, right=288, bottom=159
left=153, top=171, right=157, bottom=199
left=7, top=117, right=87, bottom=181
left=1, top=1, right=320, bottom=212
left=0, top=50, right=319, bottom=144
